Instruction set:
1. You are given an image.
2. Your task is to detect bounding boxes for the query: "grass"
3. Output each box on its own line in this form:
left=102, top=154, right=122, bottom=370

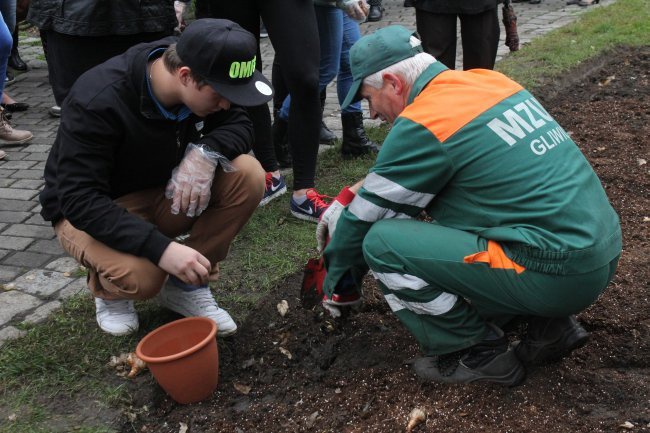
left=496, top=0, right=650, bottom=89
left=1, top=1, right=647, bottom=430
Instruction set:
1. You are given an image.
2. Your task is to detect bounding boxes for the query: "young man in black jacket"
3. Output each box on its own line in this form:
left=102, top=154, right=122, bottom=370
left=40, top=19, right=272, bottom=337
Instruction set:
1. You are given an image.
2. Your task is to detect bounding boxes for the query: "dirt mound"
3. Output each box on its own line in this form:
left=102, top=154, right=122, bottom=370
left=128, top=46, right=650, bottom=433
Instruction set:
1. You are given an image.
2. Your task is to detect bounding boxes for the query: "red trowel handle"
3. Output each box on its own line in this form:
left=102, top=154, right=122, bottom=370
left=300, top=257, right=327, bottom=308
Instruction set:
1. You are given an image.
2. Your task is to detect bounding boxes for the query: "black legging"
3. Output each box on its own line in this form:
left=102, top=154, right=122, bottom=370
left=197, top=0, right=321, bottom=191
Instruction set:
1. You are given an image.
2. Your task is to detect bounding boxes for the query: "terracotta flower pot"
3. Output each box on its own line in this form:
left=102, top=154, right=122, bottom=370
left=136, top=317, right=219, bottom=404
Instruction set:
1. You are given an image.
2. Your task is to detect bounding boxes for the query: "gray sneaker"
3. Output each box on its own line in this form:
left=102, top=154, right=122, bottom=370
left=158, top=281, right=237, bottom=337
left=513, top=315, right=589, bottom=365
left=95, top=298, right=139, bottom=336
left=411, top=325, right=526, bottom=386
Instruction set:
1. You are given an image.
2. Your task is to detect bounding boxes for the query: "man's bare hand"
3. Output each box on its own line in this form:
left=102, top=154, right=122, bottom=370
left=158, top=242, right=211, bottom=286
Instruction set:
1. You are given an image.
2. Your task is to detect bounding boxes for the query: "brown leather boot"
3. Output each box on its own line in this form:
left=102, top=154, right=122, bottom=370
left=0, top=108, right=33, bottom=145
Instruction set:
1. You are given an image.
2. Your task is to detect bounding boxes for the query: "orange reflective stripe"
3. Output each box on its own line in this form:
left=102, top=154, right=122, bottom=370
left=401, top=69, right=523, bottom=143
left=463, top=240, right=526, bottom=274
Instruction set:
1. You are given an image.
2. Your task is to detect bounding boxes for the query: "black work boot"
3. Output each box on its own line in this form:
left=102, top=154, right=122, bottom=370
left=272, top=116, right=292, bottom=168
left=8, top=28, right=27, bottom=71
left=367, top=0, right=384, bottom=22
left=341, top=112, right=379, bottom=157
left=411, top=324, right=526, bottom=386
left=513, top=315, right=589, bottom=365
left=319, top=88, right=336, bottom=145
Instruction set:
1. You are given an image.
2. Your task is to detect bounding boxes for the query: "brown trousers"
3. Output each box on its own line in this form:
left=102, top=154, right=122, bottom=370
left=55, top=154, right=265, bottom=300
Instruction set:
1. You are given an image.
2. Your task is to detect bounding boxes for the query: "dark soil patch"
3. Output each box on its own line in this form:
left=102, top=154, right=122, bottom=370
left=124, top=46, right=649, bottom=432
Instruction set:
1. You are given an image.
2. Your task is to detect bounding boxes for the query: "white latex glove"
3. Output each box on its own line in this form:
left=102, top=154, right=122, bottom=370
left=316, top=200, right=345, bottom=253
left=174, top=1, right=187, bottom=32
left=165, top=143, right=233, bottom=218
left=322, top=301, right=342, bottom=318
left=336, top=0, right=369, bottom=22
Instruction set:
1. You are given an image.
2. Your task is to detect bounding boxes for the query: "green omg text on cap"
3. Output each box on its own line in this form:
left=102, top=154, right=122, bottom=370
left=229, top=56, right=257, bottom=79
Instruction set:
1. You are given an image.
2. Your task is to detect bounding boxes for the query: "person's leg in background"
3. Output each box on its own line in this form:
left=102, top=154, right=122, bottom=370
left=203, top=0, right=287, bottom=207
left=459, top=8, right=500, bottom=70
left=1, top=0, right=16, bottom=83
left=0, top=8, right=32, bottom=149
left=314, top=6, right=342, bottom=147
left=367, top=0, right=384, bottom=22
left=9, top=0, right=27, bottom=72
left=44, top=30, right=172, bottom=108
left=414, top=9, right=458, bottom=69
left=261, top=0, right=325, bottom=222
left=271, top=58, right=292, bottom=169
left=338, top=14, right=378, bottom=157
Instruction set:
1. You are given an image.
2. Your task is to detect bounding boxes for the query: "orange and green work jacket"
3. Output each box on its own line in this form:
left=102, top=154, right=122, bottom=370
left=323, top=61, right=622, bottom=294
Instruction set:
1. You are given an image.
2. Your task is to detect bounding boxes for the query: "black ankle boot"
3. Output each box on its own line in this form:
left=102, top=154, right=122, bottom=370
left=319, top=88, right=336, bottom=145
left=341, top=112, right=379, bottom=157
left=8, top=28, right=27, bottom=72
left=272, top=117, right=292, bottom=168
left=367, top=0, right=384, bottom=22
left=513, top=315, right=589, bottom=365
left=411, top=324, right=526, bottom=386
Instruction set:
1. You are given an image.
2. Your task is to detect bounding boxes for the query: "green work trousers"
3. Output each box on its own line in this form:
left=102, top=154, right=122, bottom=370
left=361, top=219, right=618, bottom=356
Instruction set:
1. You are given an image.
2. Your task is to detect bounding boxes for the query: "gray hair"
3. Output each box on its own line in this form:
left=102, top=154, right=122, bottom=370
left=362, top=52, right=437, bottom=89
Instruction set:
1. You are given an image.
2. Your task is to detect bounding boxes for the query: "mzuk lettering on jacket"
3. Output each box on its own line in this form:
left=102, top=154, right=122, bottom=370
left=486, top=96, right=571, bottom=155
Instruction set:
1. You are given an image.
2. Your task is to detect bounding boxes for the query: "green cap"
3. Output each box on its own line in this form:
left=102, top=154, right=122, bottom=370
left=341, top=25, right=423, bottom=109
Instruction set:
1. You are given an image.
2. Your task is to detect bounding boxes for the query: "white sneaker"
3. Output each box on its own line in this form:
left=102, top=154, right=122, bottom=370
left=95, top=298, right=139, bottom=336
left=158, top=282, right=237, bottom=337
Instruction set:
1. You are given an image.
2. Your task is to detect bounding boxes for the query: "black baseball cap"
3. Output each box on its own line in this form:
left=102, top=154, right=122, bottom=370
left=176, top=18, right=273, bottom=106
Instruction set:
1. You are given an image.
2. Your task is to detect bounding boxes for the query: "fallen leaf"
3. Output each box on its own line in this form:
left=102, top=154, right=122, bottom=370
left=233, top=382, right=252, bottom=395
left=598, top=75, right=615, bottom=86
left=277, top=300, right=289, bottom=317
left=306, top=411, right=320, bottom=428
left=279, top=347, right=293, bottom=359
left=406, top=408, right=427, bottom=432
left=620, top=421, right=634, bottom=429
left=108, top=353, right=129, bottom=367
left=241, top=357, right=256, bottom=369
left=278, top=331, right=290, bottom=346
left=178, top=422, right=188, bottom=433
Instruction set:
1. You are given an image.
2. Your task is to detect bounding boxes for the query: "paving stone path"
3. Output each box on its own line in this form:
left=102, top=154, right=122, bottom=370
left=0, top=0, right=614, bottom=347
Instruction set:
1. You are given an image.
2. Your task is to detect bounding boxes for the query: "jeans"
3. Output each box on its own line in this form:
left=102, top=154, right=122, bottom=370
left=279, top=5, right=362, bottom=120
left=0, top=10, right=12, bottom=99
left=0, top=0, right=16, bottom=33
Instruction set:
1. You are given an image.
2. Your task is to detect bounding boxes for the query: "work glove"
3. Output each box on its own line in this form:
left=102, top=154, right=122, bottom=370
left=502, top=0, right=520, bottom=52
left=322, top=272, right=361, bottom=318
left=174, top=1, right=187, bottom=32
left=336, top=0, right=370, bottom=22
left=316, top=186, right=356, bottom=253
left=165, top=143, right=235, bottom=218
